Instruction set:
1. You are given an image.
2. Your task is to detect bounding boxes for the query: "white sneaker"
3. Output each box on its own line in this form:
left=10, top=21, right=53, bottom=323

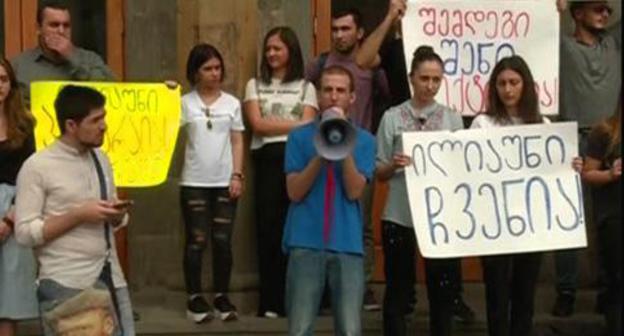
left=263, top=311, right=279, bottom=319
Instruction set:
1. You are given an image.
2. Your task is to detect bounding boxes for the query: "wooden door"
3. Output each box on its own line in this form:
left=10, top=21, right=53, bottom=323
left=311, top=0, right=483, bottom=283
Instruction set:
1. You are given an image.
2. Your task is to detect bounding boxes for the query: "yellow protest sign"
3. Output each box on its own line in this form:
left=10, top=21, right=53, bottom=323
left=31, top=81, right=181, bottom=187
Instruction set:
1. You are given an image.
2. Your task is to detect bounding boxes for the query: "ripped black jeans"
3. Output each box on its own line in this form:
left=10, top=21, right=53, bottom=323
left=180, top=186, right=236, bottom=295
left=382, top=221, right=458, bottom=336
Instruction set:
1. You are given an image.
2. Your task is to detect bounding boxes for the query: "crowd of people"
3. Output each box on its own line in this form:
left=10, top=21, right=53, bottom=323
left=0, top=0, right=621, bottom=336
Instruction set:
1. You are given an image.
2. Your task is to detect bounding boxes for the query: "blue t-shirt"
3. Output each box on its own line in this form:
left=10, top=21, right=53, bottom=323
left=282, top=122, right=376, bottom=255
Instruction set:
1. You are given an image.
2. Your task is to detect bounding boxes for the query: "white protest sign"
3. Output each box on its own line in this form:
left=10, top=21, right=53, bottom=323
left=402, top=122, right=586, bottom=258
left=402, top=0, right=560, bottom=116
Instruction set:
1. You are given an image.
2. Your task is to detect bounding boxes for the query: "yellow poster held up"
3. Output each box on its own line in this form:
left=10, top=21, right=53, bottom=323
left=31, top=81, right=181, bottom=187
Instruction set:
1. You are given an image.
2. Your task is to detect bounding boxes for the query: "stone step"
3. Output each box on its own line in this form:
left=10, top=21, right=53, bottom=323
left=18, top=284, right=607, bottom=335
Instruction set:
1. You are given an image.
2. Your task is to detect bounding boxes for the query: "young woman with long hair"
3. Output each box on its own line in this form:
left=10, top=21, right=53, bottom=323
left=243, top=26, right=318, bottom=318
left=0, top=58, right=38, bottom=336
left=470, top=55, right=583, bottom=336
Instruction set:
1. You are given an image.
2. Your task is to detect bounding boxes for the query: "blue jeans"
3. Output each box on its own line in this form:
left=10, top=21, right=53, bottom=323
left=286, top=248, right=364, bottom=336
left=37, top=279, right=135, bottom=335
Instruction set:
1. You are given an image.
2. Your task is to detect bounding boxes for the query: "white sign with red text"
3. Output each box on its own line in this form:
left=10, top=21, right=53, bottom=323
left=402, top=0, right=560, bottom=116
left=403, top=123, right=586, bottom=258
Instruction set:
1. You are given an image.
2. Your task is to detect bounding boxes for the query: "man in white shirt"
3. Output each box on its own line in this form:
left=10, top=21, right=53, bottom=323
left=15, top=85, right=134, bottom=335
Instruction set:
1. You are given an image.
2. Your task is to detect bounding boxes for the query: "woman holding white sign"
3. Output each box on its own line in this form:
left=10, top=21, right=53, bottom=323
left=376, top=46, right=465, bottom=336
left=179, top=44, right=244, bottom=323
left=470, top=55, right=583, bottom=336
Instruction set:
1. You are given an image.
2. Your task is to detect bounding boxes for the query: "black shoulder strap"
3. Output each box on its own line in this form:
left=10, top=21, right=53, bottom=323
left=89, top=149, right=123, bottom=329
left=313, top=52, right=330, bottom=87
left=89, top=150, right=110, bottom=250
left=372, top=67, right=381, bottom=85
left=300, top=80, right=309, bottom=103
left=318, top=52, right=329, bottom=71
left=255, top=78, right=265, bottom=116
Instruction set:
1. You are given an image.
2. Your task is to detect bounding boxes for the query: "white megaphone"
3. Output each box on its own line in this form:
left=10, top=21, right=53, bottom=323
left=314, top=108, right=357, bottom=161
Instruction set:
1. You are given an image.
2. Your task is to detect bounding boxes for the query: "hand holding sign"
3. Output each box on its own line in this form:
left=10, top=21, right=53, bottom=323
left=388, top=0, right=408, bottom=23
left=402, top=122, right=586, bottom=258
left=392, top=153, right=412, bottom=170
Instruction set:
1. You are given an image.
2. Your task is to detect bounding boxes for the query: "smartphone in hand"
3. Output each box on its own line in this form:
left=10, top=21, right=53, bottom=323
left=112, top=200, right=134, bottom=209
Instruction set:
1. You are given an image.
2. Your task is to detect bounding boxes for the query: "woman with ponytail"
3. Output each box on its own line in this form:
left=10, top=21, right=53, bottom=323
left=376, top=46, right=465, bottom=336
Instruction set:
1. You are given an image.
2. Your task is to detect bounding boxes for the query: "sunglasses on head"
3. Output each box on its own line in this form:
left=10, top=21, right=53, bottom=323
left=590, top=4, right=613, bottom=15
left=203, top=108, right=212, bottom=130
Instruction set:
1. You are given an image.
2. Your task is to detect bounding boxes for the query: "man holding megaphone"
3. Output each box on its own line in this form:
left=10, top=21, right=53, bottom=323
left=282, top=65, right=375, bottom=335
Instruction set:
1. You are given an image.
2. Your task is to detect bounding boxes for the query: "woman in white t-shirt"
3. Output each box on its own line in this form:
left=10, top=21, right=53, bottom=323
left=179, top=44, right=244, bottom=323
left=244, top=26, right=317, bottom=318
left=470, top=55, right=583, bottom=336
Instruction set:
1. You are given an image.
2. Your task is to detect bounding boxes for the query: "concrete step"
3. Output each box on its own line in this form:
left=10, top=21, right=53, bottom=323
left=18, top=284, right=608, bottom=335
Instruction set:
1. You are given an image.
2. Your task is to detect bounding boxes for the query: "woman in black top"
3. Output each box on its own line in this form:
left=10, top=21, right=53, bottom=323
left=582, top=99, right=621, bottom=336
left=0, top=58, right=38, bottom=336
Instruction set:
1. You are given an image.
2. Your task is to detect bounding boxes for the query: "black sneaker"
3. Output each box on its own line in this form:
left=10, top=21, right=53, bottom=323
left=363, top=288, right=381, bottom=311
left=452, top=297, right=476, bottom=324
left=551, top=293, right=575, bottom=317
left=214, top=295, right=238, bottom=321
left=595, top=290, right=607, bottom=315
left=405, top=295, right=416, bottom=315
left=319, top=289, right=331, bottom=316
left=186, top=296, right=214, bottom=323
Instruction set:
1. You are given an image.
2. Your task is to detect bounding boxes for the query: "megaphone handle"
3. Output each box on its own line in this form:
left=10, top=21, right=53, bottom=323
left=323, top=163, right=336, bottom=243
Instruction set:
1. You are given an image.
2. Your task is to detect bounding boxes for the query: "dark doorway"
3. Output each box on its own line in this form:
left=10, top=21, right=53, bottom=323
left=38, top=0, right=107, bottom=60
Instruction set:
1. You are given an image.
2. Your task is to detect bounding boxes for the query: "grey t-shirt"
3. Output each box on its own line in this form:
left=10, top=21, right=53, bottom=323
left=559, top=23, right=621, bottom=129
left=305, top=52, right=390, bottom=132
left=376, top=100, right=463, bottom=228
left=11, top=46, right=114, bottom=107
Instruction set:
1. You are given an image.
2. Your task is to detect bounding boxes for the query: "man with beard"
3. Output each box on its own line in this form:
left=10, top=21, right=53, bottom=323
left=11, top=0, right=114, bottom=106
left=554, top=0, right=621, bottom=317
left=14, top=86, right=134, bottom=335
left=306, top=5, right=396, bottom=132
